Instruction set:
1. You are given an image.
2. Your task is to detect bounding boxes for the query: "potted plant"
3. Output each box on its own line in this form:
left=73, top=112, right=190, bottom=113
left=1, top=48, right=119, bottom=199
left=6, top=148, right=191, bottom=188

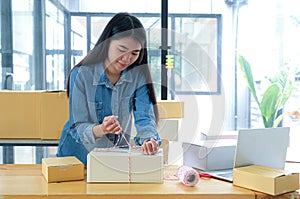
left=238, top=55, right=295, bottom=128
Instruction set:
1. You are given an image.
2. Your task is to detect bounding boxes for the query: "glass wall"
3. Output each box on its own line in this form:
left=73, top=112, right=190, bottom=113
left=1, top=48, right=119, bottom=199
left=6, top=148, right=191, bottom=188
left=2, top=0, right=222, bottom=95
left=168, top=0, right=221, bottom=96
left=70, top=13, right=221, bottom=99
left=45, top=0, right=65, bottom=90
left=238, top=0, right=300, bottom=128
left=71, top=16, right=87, bottom=67
left=12, top=0, right=33, bottom=90
left=0, top=0, right=67, bottom=91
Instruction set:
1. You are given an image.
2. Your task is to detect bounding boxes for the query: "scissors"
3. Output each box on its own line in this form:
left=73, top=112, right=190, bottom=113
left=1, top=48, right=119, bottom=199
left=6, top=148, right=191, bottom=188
left=199, top=172, right=212, bottom=179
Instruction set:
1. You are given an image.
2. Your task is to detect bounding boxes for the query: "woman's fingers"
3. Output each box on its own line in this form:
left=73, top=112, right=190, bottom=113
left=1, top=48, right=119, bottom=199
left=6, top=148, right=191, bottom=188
left=103, top=115, right=117, bottom=124
left=103, top=115, right=122, bottom=135
left=142, top=138, right=159, bottom=155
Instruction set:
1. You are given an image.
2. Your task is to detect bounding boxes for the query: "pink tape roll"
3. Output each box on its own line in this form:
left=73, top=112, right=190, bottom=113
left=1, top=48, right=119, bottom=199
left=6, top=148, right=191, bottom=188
left=176, top=165, right=199, bottom=186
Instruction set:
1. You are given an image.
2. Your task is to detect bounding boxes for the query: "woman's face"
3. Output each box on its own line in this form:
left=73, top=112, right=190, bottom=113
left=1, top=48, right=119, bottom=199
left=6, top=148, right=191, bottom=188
left=104, top=36, right=142, bottom=74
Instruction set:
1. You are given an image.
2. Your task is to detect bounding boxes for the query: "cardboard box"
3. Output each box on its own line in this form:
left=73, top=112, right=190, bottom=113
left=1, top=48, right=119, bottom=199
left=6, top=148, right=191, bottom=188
left=233, top=165, right=300, bottom=196
left=0, top=91, right=68, bottom=139
left=42, top=156, right=84, bottom=183
left=87, top=148, right=164, bottom=183
left=132, top=119, right=179, bottom=141
left=157, top=100, right=184, bottom=118
left=182, top=139, right=236, bottom=171
left=0, top=91, right=184, bottom=139
left=39, top=91, right=68, bottom=139
left=0, top=91, right=40, bottom=138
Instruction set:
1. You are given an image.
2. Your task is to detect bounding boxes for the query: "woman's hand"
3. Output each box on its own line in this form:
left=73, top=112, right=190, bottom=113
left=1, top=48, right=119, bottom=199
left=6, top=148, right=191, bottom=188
left=93, top=115, right=122, bottom=137
left=142, top=138, right=159, bottom=155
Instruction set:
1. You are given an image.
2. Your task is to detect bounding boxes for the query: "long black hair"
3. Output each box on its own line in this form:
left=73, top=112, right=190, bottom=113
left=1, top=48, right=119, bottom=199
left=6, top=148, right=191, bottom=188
left=66, top=12, right=159, bottom=124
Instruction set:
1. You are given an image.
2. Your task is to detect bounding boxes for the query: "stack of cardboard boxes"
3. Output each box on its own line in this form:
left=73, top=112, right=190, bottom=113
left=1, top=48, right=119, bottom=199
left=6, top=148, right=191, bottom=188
left=0, top=91, right=184, bottom=140
left=0, top=91, right=68, bottom=139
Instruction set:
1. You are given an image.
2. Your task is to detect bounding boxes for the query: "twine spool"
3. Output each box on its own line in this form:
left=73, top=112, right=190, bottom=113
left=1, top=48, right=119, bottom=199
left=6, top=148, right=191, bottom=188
left=176, top=165, right=199, bottom=186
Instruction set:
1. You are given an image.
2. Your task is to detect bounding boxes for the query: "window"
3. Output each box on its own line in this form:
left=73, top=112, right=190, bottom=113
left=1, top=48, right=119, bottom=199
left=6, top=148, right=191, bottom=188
left=70, top=16, right=87, bottom=67
left=238, top=0, right=300, bottom=128
left=237, top=0, right=300, bottom=160
left=12, top=0, right=33, bottom=90
left=46, top=0, right=65, bottom=90
left=171, top=14, right=221, bottom=95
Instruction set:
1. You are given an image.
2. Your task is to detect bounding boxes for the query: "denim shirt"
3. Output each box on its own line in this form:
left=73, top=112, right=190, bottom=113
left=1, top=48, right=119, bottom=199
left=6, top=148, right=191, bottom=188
left=57, top=63, right=160, bottom=164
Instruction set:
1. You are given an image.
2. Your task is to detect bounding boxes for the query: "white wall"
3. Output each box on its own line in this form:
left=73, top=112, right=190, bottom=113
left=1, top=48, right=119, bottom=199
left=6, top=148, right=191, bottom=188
left=176, top=0, right=236, bottom=143
left=167, top=0, right=239, bottom=165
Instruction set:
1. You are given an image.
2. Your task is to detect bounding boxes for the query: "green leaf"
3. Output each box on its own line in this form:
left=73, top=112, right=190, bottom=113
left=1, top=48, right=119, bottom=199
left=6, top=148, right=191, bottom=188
left=277, top=70, right=294, bottom=108
left=260, top=84, right=281, bottom=127
left=238, top=55, right=260, bottom=106
left=238, top=54, right=295, bottom=128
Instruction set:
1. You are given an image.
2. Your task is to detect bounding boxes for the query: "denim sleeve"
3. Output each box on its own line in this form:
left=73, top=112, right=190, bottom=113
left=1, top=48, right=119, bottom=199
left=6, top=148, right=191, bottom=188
left=69, top=67, right=97, bottom=144
left=133, top=84, right=160, bottom=146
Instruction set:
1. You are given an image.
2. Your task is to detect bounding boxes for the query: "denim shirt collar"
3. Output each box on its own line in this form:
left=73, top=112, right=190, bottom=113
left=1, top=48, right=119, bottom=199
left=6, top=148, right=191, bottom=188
left=93, top=63, right=133, bottom=87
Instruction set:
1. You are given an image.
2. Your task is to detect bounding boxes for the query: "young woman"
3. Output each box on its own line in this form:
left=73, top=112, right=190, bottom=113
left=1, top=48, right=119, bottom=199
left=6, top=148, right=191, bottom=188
left=57, top=12, right=160, bottom=164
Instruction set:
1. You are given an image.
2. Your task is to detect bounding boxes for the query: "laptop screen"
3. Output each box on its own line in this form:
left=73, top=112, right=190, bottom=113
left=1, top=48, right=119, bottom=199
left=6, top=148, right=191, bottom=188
left=234, top=127, right=290, bottom=169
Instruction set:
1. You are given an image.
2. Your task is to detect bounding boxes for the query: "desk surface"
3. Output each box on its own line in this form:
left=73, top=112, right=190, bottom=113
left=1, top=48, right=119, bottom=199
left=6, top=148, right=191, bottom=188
left=0, top=164, right=299, bottom=199
left=0, top=164, right=255, bottom=199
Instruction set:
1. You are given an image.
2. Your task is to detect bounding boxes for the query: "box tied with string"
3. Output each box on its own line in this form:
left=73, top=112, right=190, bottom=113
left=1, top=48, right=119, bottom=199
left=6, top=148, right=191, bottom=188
left=87, top=147, right=164, bottom=183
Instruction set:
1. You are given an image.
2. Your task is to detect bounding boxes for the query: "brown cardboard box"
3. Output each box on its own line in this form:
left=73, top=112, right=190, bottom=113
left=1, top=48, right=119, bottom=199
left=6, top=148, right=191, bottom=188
left=233, top=165, right=300, bottom=196
left=0, top=91, right=68, bottom=139
left=87, top=148, right=164, bottom=183
left=0, top=91, right=183, bottom=139
left=0, top=91, right=40, bottom=138
left=39, top=91, right=68, bottom=139
left=42, top=156, right=84, bottom=183
left=157, top=100, right=184, bottom=118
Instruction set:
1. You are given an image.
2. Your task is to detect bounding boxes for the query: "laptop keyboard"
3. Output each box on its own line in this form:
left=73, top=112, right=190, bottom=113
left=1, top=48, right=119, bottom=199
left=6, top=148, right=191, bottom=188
left=218, top=172, right=233, bottom=179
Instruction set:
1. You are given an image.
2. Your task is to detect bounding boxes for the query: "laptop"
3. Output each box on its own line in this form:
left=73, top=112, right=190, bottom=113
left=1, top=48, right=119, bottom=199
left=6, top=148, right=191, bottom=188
left=205, top=127, right=290, bottom=182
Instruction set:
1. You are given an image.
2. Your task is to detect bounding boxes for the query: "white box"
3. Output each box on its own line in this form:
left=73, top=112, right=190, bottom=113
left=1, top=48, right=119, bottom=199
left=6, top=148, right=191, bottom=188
left=87, top=148, right=164, bottom=183
left=182, top=140, right=237, bottom=171
left=200, top=130, right=238, bottom=140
